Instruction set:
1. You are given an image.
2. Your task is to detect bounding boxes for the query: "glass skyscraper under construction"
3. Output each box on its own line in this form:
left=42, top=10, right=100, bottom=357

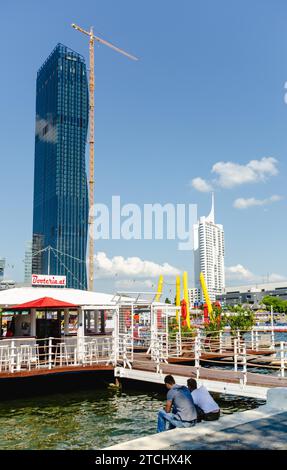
left=32, top=43, right=89, bottom=289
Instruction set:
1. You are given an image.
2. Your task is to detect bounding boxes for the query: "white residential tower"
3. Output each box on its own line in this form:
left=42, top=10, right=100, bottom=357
left=192, top=193, right=225, bottom=303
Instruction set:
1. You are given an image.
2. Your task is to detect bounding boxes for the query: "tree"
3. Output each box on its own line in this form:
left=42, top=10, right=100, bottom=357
left=262, top=296, right=287, bottom=314
left=165, top=298, right=171, bottom=304
left=226, top=310, right=255, bottom=335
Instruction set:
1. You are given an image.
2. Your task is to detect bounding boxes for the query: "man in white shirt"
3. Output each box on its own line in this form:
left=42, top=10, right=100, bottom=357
left=187, top=378, right=220, bottom=422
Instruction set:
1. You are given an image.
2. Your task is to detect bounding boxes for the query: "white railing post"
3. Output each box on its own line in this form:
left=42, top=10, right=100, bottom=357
left=271, top=306, right=275, bottom=350
left=77, top=308, right=85, bottom=364
left=73, top=345, right=78, bottom=365
left=219, top=331, right=223, bottom=354
left=60, top=342, right=64, bottom=367
left=10, top=340, right=15, bottom=373
left=16, top=342, right=21, bottom=372
left=234, top=338, right=238, bottom=372
left=158, top=334, right=161, bottom=362
left=121, top=334, right=132, bottom=370
left=176, top=331, right=182, bottom=357
left=151, top=336, right=157, bottom=369
left=48, top=338, right=52, bottom=370
left=280, top=342, right=285, bottom=378
left=196, top=328, right=201, bottom=348
left=196, top=329, right=202, bottom=357
left=255, top=330, right=259, bottom=352
left=237, top=331, right=241, bottom=351
left=242, top=344, right=247, bottom=386
left=123, top=335, right=127, bottom=368
left=112, top=329, right=117, bottom=366
left=194, top=336, right=200, bottom=380
left=251, top=329, right=254, bottom=351
left=157, top=337, right=162, bottom=374
left=271, top=328, right=275, bottom=351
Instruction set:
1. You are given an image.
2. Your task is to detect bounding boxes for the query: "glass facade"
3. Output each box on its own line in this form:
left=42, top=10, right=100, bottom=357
left=32, top=43, right=88, bottom=290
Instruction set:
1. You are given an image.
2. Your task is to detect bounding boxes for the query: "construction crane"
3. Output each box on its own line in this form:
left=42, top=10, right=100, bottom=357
left=71, top=23, right=138, bottom=291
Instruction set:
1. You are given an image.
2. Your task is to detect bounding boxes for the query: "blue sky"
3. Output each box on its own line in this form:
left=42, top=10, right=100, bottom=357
left=0, top=0, right=286, bottom=295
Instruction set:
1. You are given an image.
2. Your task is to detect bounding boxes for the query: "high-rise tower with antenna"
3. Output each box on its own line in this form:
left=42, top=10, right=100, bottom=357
left=193, top=193, right=225, bottom=302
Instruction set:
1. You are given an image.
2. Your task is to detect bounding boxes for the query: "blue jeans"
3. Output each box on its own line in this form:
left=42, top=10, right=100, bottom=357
left=157, top=409, right=197, bottom=433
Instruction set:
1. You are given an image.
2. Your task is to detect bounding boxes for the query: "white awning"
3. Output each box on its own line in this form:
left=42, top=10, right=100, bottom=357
left=0, top=287, right=127, bottom=308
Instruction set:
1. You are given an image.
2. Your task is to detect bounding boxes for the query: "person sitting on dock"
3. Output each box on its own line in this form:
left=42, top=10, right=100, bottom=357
left=157, top=375, right=197, bottom=433
left=187, top=378, right=220, bottom=422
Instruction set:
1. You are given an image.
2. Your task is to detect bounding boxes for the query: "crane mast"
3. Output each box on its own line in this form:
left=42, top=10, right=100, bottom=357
left=88, top=27, right=95, bottom=292
left=71, top=23, right=138, bottom=291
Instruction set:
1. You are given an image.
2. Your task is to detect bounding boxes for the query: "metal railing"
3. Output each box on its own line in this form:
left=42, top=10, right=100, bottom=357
left=173, top=329, right=286, bottom=381
left=0, top=335, right=116, bottom=373
left=117, top=333, right=133, bottom=369
left=141, top=327, right=287, bottom=386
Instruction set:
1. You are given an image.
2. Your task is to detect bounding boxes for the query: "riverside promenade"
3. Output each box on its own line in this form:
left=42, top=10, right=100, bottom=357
left=106, top=388, right=287, bottom=450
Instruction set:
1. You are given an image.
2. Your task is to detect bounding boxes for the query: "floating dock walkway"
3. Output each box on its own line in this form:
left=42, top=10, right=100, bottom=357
left=115, top=352, right=287, bottom=399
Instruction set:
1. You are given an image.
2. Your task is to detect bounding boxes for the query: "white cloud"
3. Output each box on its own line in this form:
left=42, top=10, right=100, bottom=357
left=94, top=252, right=180, bottom=279
left=226, top=264, right=254, bottom=282
left=191, top=177, right=213, bottom=193
left=226, top=264, right=286, bottom=283
left=212, top=157, right=278, bottom=188
left=191, top=157, right=279, bottom=192
left=233, top=195, right=283, bottom=210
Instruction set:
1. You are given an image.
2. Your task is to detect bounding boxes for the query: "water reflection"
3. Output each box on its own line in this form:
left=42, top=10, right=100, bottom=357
left=0, top=388, right=264, bottom=449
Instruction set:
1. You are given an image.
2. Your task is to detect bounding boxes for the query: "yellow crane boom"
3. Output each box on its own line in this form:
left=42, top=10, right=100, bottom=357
left=71, top=23, right=138, bottom=291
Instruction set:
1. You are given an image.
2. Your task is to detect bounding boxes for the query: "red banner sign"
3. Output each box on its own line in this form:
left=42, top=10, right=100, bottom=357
left=31, top=274, right=66, bottom=287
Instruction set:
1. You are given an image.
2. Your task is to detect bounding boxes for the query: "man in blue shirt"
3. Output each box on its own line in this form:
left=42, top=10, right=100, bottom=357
left=157, top=375, right=197, bottom=433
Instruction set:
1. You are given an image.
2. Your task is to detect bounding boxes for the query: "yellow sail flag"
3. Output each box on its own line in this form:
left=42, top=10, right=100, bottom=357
left=199, top=272, right=213, bottom=318
left=183, top=271, right=191, bottom=329
left=175, top=275, right=181, bottom=324
left=155, top=275, right=164, bottom=302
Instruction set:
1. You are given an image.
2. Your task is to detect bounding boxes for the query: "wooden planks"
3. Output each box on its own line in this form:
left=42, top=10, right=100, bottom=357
left=0, top=364, right=114, bottom=379
left=132, top=353, right=287, bottom=389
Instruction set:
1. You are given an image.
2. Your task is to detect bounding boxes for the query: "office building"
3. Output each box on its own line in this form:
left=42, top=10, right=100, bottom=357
left=217, top=281, right=287, bottom=306
left=32, top=44, right=89, bottom=289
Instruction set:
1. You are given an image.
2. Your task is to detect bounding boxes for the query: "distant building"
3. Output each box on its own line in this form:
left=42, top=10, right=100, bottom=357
left=193, top=194, right=225, bottom=302
left=32, top=44, right=89, bottom=290
left=0, top=258, right=5, bottom=280
left=24, top=241, right=32, bottom=285
left=188, top=287, right=201, bottom=307
left=31, top=234, right=44, bottom=275
left=217, top=281, right=287, bottom=306
left=0, top=279, right=16, bottom=291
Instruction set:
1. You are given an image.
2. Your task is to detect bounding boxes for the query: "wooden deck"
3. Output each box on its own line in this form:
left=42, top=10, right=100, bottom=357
left=0, top=364, right=114, bottom=379
left=131, top=353, right=287, bottom=389
left=168, top=349, right=276, bottom=365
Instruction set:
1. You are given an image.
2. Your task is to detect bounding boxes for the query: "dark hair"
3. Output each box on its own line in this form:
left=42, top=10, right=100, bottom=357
left=187, top=378, right=197, bottom=390
left=164, top=375, right=175, bottom=385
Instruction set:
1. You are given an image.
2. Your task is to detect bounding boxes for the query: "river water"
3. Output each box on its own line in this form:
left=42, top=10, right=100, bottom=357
left=0, top=387, right=264, bottom=450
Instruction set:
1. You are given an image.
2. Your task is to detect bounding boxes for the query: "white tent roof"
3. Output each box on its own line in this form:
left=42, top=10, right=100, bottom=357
left=0, top=287, right=127, bottom=308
